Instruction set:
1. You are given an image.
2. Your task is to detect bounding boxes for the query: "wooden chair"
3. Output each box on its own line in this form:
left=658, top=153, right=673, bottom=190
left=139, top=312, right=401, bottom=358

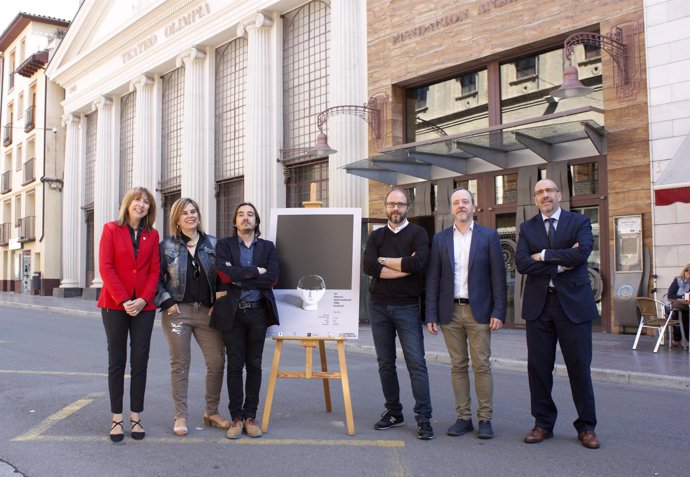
left=633, top=297, right=680, bottom=352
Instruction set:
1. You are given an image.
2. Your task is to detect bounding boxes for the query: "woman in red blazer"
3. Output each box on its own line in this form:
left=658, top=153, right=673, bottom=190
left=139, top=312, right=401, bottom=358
left=97, top=186, right=160, bottom=442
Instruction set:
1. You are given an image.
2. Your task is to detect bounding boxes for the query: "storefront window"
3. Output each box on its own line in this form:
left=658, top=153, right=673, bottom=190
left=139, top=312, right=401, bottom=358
left=406, top=69, right=488, bottom=142
left=569, top=162, right=598, bottom=196
left=495, top=173, right=517, bottom=204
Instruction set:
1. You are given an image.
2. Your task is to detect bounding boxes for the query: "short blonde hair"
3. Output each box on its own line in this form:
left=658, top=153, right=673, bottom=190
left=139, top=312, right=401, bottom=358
left=168, top=197, right=205, bottom=239
left=117, top=186, right=157, bottom=230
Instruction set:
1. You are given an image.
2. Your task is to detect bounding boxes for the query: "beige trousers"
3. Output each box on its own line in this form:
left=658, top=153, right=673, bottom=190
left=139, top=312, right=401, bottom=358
left=441, top=303, right=494, bottom=421
left=161, top=303, right=225, bottom=419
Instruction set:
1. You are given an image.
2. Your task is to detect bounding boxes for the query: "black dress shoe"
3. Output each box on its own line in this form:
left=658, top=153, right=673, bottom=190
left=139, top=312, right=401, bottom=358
left=447, top=418, right=474, bottom=436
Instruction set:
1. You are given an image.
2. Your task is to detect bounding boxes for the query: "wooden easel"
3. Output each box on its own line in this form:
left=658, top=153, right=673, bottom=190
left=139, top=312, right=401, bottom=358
left=260, top=183, right=355, bottom=435
left=260, top=336, right=355, bottom=435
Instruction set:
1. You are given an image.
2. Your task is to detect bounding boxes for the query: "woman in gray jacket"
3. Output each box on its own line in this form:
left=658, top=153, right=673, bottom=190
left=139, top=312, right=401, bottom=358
left=156, top=198, right=230, bottom=436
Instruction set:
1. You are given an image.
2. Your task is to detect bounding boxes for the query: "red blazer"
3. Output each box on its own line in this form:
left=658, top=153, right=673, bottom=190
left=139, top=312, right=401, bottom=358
left=96, top=221, right=160, bottom=311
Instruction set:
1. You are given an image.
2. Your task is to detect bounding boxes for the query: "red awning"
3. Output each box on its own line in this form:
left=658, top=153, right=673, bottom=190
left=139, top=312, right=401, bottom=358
left=654, top=132, right=690, bottom=206
left=655, top=186, right=690, bottom=206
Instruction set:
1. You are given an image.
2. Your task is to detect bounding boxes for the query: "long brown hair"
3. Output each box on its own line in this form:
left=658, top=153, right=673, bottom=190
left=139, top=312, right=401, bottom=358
left=117, top=186, right=157, bottom=230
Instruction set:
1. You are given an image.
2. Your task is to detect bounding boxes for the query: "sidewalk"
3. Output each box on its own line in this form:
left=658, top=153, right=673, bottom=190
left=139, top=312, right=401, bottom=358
left=1, top=292, right=688, bottom=390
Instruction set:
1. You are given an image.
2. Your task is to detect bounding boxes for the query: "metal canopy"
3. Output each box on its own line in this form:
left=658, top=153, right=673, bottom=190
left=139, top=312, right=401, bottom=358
left=344, top=118, right=606, bottom=185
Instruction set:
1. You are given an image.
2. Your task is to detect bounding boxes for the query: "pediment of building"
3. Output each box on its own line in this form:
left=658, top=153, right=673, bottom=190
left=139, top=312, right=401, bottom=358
left=46, top=0, right=185, bottom=85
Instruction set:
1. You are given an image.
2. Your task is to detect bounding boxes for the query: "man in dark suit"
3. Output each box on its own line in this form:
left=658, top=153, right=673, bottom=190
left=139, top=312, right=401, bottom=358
left=213, top=202, right=279, bottom=440
left=516, top=179, right=600, bottom=449
left=426, top=188, right=506, bottom=440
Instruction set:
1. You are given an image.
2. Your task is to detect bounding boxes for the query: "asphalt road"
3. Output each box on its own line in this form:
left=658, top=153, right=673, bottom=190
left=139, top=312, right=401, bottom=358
left=1, top=306, right=688, bottom=477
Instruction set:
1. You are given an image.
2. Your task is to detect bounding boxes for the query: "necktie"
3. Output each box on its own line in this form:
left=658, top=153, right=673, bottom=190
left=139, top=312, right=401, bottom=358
left=545, top=218, right=555, bottom=247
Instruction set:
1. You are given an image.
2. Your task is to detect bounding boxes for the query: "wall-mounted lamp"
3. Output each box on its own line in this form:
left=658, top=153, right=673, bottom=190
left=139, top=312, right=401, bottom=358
left=313, top=93, right=388, bottom=154
left=552, top=26, right=639, bottom=100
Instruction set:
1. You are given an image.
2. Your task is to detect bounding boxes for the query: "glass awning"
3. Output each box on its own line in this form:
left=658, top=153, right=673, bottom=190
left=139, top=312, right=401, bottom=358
left=344, top=112, right=606, bottom=185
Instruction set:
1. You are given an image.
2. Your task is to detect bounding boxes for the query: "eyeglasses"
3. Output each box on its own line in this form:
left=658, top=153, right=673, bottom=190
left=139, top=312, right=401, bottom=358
left=191, top=259, right=200, bottom=280
left=385, top=202, right=408, bottom=208
left=534, top=188, right=559, bottom=196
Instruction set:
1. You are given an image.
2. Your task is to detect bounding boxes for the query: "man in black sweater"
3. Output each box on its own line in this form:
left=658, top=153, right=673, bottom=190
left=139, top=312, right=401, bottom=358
left=363, top=189, right=433, bottom=440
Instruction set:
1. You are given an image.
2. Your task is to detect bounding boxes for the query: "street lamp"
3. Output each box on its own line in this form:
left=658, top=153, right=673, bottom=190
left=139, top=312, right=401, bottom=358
left=312, top=93, right=388, bottom=154
left=552, top=26, right=639, bottom=100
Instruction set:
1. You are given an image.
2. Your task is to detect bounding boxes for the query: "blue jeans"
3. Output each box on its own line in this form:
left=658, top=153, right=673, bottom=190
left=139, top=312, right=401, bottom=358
left=369, top=303, right=432, bottom=422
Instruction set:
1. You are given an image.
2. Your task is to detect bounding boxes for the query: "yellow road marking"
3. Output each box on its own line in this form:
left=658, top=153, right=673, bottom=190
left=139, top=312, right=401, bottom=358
left=0, top=369, right=125, bottom=378
left=12, top=393, right=104, bottom=442
left=20, top=435, right=405, bottom=447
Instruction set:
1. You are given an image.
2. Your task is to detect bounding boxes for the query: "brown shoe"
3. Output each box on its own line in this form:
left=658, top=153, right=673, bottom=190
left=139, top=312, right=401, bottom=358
left=203, top=413, right=231, bottom=430
left=578, top=430, right=600, bottom=449
left=244, top=418, right=263, bottom=438
left=524, top=427, right=553, bottom=444
left=225, top=419, right=243, bottom=440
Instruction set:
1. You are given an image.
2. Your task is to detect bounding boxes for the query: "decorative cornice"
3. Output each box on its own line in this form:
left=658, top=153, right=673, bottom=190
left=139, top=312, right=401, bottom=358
left=176, top=46, right=207, bottom=68
left=237, top=12, right=273, bottom=37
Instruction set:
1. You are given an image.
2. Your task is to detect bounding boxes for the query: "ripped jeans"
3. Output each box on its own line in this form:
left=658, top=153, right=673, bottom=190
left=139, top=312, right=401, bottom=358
left=161, top=302, right=226, bottom=419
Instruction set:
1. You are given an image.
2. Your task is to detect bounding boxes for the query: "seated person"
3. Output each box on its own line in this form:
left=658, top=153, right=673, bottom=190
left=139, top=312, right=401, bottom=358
left=668, top=264, right=690, bottom=347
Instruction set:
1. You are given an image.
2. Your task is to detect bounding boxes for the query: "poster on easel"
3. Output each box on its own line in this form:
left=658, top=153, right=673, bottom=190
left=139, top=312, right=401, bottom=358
left=267, top=208, right=361, bottom=339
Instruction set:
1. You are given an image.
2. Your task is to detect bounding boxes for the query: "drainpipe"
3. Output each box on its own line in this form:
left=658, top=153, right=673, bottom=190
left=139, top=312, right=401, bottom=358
left=39, top=73, right=48, bottom=242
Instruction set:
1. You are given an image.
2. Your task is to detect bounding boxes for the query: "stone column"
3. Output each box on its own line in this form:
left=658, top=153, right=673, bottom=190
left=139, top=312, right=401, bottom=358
left=328, top=0, right=368, bottom=210
left=131, top=75, right=157, bottom=194
left=238, top=13, right=274, bottom=220
left=177, top=48, right=210, bottom=217
left=90, top=96, right=115, bottom=290
left=55, top=113, right=82, bottom=296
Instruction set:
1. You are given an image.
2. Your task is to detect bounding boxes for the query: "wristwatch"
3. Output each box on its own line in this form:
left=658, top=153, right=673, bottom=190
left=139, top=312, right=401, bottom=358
left=379, top=257, right=386, bottom=265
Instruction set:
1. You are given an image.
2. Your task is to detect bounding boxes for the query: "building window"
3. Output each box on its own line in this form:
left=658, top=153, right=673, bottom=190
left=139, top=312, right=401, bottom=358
left=84, top=111, right=98, bottom=208
left=584, top=44, right=600, bottom=60
left=161, top=191, right=181, bottom=239
left=515, top=56, right=536, bottom=79
left=459, top=73, right=477, bottom=96
left=406, top=69, right=489, bottom=142
left=160, top=67, right=184, bottom=193
left=215, top=38, right=247, bottom=182
left=283, top=0, right=331, bottom=167
left=119, top=91, right=135, bottom=201
left=286, top=160, right=328, bottom=208
left=216, top=179, right=244, bottom=238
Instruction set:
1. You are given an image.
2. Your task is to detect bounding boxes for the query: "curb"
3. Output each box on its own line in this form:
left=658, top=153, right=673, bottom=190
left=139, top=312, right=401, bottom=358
left=4, top=300, right=689, bottom=391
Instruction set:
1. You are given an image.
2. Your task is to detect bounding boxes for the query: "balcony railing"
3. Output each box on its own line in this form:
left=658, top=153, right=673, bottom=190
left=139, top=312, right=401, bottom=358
left=18, top=216, right=35, bottom=242
left=1, top=170, right=11, bottom=194
left=24, top=105, right=35, bottom=132
left=22, top=158, right=35, bottom=185
left=0, top=223, right=9, bottom=245
left=3, top=123, right=11, bottom=147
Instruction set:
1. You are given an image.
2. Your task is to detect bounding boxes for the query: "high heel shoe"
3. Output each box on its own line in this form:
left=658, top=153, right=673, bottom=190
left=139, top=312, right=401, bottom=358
left=130, top=419, right=145, bottom=440
left=203, top=413, right=231, bottom=430
left=173, top=417, right=188, bottom=436
left=110, top=420, right=124, bottom=442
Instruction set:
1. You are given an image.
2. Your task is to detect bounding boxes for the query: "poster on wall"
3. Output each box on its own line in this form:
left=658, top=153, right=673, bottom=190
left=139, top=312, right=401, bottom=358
left=268, top=208, right=361, bottom=339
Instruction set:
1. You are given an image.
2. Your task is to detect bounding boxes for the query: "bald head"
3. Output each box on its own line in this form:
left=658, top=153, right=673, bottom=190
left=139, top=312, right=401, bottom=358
left=533, top=179, right=562, bottom=217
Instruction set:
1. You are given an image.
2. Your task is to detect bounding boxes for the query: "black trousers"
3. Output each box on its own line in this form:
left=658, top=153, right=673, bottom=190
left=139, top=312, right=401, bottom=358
left=526, top=292, right=597, bottom=433
left=101, top=308, right=155, bottom=414
left=222, top=306, right=268, bottom=421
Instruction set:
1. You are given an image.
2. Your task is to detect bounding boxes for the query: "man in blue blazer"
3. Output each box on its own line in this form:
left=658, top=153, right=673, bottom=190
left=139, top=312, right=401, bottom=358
left=516, top=179, right=600, bottom=449
left=426, top=188, right=506, bottom=440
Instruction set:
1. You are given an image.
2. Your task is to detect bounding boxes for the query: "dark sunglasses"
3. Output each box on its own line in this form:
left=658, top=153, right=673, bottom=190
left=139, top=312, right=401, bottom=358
left=191, top=259, right=200, bottom=279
